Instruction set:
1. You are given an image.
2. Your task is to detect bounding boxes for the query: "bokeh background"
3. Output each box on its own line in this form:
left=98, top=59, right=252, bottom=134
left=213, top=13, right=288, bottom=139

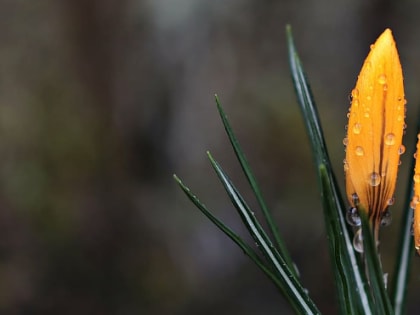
left=1, top=0, right=420, bottom=314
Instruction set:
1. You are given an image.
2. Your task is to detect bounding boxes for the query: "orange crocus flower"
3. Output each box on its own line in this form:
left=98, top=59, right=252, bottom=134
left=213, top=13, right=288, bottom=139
left=412, top=135, right=420, bottom=254
left=344, top=29, right=406, bottom=244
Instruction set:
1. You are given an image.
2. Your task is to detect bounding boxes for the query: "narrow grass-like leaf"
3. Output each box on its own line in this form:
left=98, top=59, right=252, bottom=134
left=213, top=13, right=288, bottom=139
left=319, top=165, right=373, bottom=315
left=390, top=124, right=418, bottom=315
left=360, top=209, right=394, bottom=315
left=214, top=95, right=296, bottom=276
left=287, top=24, right=373, bottom=314
left=207, top=153, right=321, bottom=315
left=173, top=174, right=285, bottom=292
left=286, top=26, right=328, bottom=167
left=391, top=203, right=414, bottom=315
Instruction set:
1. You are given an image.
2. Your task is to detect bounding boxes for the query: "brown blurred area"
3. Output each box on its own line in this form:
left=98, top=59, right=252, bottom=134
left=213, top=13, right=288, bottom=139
left=0, top=0, right=420, bottom=314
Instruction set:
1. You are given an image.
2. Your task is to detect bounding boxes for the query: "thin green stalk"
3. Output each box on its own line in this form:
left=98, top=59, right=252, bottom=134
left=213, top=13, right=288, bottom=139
left=207, top=154, right=321, bottom=315
left=360, top=209, right=394, bottom=315
left=390, top=122, right=419, bottom=314
left=214, top=95, right=296, bottom=277
left=173, top=175, right=284, bottom=292
left=287, top=24, right=373, bottom=315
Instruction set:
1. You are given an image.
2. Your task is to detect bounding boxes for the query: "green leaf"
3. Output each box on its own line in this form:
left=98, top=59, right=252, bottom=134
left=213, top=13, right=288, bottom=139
left=206, top=153, right=321, bottom=315
left=359, top=209, right=394, bottom=315
left=214, top=95, right=296, bottom=277
left=173, top=174, right=283, bottom=292
left=319, top=165, right=373, bottom=315
left=390, top=126, right=417, bottom=315
left=286, top=24, right=373, bottom=315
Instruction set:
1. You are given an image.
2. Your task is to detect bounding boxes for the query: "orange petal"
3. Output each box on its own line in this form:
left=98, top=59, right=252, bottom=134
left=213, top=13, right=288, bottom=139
left=344, top=29, right=405, bottom=225
left=412, top=134, right=420, bottom=254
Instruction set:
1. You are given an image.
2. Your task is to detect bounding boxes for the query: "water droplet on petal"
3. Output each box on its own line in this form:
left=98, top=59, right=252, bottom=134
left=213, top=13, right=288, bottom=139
left=346, top=207, right=361, bottom=226
left=364, top=112, right=370, bottom=118
left=343, top=137, right=348, bottom=146
left=414, top=174, right=420, bottom=183
left=343, top=159, right=349, bottom=172
left=410, top=195, right=420, bottom=209
left=398, top=145, right=406, bottom=155
left=352, top=193, right=360, bottom=205
left=351, top=89, right=359, bottom=98
left=352, top=123, right=361, bottom=134
left=378, top=74, right=387, bottom=85
left=347, top=112, right=351, bottom=118
left=352, top=99, right=359, bottom=107
left=381, top=209, right=392, bottom=226
left=368, top=172, right=381, bottom=186
left=355, top=146, right=364, bottom=156
left=367, top=95, right=372, bottom=101
left=384, top=133, right=395, bottom=145
left=387, top=197, right=395, bottom=206
left=353, top=229, right=364, bottom=253
left=414, top=153, right=418, bottom=159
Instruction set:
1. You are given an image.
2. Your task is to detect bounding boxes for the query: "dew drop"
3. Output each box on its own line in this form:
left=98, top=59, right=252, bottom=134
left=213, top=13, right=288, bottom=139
left=378, top=74, right=387, bottom=85
left=343, top=163, right=349, bottom=172
left=364, top=112, right=370, bottom=118
left=353, top=229, right=364, bottom=253
left=351, top=89, right=359, bottom=98
left=381, top=209, right=392, bottom=226
left=343, top=159, right=349, bottom=172
left=414, top=174, right=420, bottom=183
left=370, top=44, right=375, bottom=50
left=398, top=145, right=406, bottom=155
left=343, top=137, right=348, bottom=146
left=417, top=133, right=420, bottom=140
left=365, top=61, right=372, bottom=70
left=352, top=123, right=362, bottom=134
left=414, top=152, right=418, bottom=159
left=355, top=146, right=364, bottom=156
left=387, top=197, right=395, bottom=206
left=346, top=207, right=361, bottom=227
left=352, top=193, right=360, bottom=205
left=384, top=133, right=395, bottom=145
left=347, top=112, right=351, bottom=118
left=352, top=99, right=359, bottom=107
left=368, top=172, right=381, bottom=186
left=411, top=195, right=420, bottom=209
left=367, top=95, right=372, bottom=101
left=397, top=115, right=403, bottom=122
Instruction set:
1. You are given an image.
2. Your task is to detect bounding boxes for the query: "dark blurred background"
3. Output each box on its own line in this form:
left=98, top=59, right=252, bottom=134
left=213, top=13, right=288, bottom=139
left=1, top=0, right=420, bottom=314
